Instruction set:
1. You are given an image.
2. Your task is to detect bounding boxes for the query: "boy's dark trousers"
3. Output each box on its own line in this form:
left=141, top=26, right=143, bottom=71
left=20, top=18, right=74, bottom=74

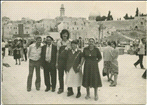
left=134, top=55, right=144, bottom=68
left=23, top=48, right=27, bottom=61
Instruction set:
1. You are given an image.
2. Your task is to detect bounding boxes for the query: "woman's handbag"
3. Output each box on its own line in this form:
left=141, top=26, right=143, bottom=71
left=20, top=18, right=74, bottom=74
left=102, top=68, right=107, bottom=76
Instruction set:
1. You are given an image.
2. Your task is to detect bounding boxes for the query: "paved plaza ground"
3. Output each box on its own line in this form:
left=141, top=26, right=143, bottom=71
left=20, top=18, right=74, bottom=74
left=1, top=48, right=147, bottom=104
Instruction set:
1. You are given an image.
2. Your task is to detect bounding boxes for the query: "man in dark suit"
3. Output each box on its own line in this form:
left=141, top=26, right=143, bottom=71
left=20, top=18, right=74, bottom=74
left=41, top=36, right=57, bottom=92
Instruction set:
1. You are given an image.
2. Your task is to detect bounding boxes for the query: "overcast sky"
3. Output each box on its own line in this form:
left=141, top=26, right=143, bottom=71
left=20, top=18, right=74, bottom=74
left=2, top=1, right=146, bottom=21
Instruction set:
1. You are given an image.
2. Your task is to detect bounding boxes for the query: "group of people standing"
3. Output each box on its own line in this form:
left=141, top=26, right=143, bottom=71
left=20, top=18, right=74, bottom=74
left=103, top=41, right=119, bottom=87
left=27, top=29, right=104, bottom=101
left=12, top=39, right=28, bottom=65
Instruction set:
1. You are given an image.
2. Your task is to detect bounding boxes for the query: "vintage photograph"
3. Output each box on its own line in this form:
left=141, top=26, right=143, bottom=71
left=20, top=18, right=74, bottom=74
left=1, top=1, right=147, bottom=104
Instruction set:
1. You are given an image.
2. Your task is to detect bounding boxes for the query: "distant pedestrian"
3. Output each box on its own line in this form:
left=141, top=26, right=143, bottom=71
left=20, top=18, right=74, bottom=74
left=27, top=37, right=42, bottom=92
left=78, top=37, right=84, bottom=49
left=65, top=40, right=82, bottom=98
left=2, top=40, right=6, bottom=57
left=134, top=38, right=146, bottom=69
left=103, top=42, right=113, bottom=81
left=8, top=40, right=13, bottom=56
left=23, top=40, right=28, bottom=61
left=80, top=38, right=102, bottom=101
left=109, top=41, right=119, bottom=87
left=19, top=39, right=24, bottom=61
left=13, top=39, right=21, bottom=65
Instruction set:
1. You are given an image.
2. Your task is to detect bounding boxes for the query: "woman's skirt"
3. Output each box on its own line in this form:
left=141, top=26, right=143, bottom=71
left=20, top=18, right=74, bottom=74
left=82, top=60, right=102, bottom=88
left=111, top=60, right=119, bottom=74
left=13, top=50, right=21, bottom=59
left=66, top=67, right=82, bottom=87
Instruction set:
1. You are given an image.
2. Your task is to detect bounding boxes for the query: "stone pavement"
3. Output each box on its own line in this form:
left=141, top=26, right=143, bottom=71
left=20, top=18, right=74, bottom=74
left=1, top=49, right=147, bottom=104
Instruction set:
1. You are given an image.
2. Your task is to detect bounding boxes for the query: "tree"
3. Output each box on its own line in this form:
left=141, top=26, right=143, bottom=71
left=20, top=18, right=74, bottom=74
left=123, top=13, right=129, bottom=20
left=32, top=27, right=45, bottom=35
left=107, top=11, right=113, bottom=20
left=96, top=16, right=101, bottom=21
left=101, top=16, right=107, bottom=21
left=135, top=8, right=139, bottom=16
left=130, top=15, right=134, bottom=19
left=124, top=13, right=134, bottom=20
left=96, top=16, right=107, bottom=21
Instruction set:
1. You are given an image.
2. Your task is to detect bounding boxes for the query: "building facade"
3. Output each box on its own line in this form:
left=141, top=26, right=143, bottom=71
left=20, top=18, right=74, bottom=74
left=2, top=4, right=146, bottom=40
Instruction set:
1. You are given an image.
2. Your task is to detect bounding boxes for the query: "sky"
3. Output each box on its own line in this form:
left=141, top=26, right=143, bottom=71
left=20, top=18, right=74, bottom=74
left=1, top=1, right=146, bottom=21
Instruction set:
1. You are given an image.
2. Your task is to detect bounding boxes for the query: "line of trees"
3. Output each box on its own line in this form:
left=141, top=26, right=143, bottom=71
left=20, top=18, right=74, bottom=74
left=96, top=11, right=113, bottom=21
left=123, top=8, right=147, bottom=20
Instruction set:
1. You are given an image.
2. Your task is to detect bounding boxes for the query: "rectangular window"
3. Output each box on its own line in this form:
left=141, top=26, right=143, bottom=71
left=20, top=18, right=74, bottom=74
left=15, top=32, right=17, bottom=34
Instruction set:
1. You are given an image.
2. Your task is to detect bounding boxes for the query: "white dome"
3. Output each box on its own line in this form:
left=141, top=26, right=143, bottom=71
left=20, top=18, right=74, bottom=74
left=89, top=11, right=100, bottom=17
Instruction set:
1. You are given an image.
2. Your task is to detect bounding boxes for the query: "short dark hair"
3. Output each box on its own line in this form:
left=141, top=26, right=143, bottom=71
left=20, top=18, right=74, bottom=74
left=36, top=37, right=42, bottom=41
left=79, top=37, right=82, bottom=39
left=107, top=41, right=111, bottom=46
left=60, top=29, right=70, bottom=39
left=141, top=38, right=145, bottom=42
left=111, top=41, right=117, bottom=47
left=89, top=38, right=95, bottom=43
left=71, top=40, right=78, bottom=44
left=46, top=36, right=54, bottom=41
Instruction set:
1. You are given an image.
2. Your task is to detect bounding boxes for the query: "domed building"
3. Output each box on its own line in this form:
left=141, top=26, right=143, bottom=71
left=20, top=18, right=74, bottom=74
left=88, top=10, right=101, bottom=21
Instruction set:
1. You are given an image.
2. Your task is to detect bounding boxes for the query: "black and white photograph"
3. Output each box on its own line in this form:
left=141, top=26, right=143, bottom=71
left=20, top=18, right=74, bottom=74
left=1, top=1, right=147, bottom=104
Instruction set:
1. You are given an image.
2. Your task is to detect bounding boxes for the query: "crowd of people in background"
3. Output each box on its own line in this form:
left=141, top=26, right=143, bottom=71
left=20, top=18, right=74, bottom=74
left=2, top=29, right=146, bottom=101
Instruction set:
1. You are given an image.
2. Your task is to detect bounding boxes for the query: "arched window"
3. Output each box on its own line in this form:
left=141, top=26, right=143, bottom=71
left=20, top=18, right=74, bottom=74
left=141, top=22, right=143, bottom=25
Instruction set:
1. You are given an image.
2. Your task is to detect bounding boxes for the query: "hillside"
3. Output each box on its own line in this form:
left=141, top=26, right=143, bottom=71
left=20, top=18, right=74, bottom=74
left=103, top=30, right=146, bottom=42
left=120, top=30, right=146, bottom=39
left=103, top=31, right=130, bottom=42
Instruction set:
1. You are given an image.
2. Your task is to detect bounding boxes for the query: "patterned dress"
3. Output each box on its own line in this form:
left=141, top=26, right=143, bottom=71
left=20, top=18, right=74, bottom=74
left=82, top=47, right=102, bottom=88
left=111, top=48, right=119, bottom=74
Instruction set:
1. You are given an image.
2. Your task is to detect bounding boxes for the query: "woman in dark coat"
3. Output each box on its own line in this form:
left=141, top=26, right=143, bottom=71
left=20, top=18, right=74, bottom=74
left=79, top=38, right=102, bottom=101
left=13, top=39, right=21, bottom=65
